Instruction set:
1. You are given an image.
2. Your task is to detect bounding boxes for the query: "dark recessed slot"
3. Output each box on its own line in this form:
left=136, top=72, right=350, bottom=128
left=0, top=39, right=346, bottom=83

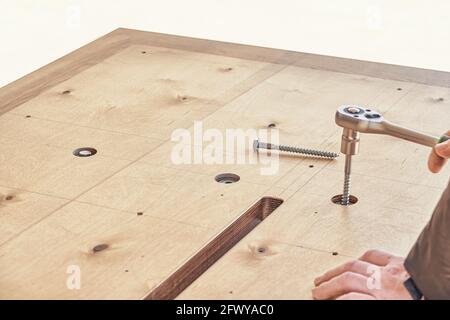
left=145, top=196, right=284, bottom=300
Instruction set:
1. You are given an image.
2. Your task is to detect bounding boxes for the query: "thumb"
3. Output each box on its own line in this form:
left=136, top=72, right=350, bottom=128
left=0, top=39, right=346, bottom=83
left=435, top=139, right=450, bottom=159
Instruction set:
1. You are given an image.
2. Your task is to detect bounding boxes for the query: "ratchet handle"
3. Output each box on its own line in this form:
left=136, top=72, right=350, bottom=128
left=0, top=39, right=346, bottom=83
left=382, top=120, right=440, bottom=147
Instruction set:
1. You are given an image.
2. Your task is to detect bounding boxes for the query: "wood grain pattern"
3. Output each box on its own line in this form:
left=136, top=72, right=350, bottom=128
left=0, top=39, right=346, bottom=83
left=0, top=28, right=448, bottom=299
left=0, top=186, right=68, bottom=245
left=0, top=136, right=130, bottom=199
left=177, top=240, right=350, bottom=300
left=0, top=113, right=163, bottom=161
left=0, top=201, right=214, bottom=299
left=0, top=29, right=129, bottom=115
left=122, top=28, right=450, bottom=88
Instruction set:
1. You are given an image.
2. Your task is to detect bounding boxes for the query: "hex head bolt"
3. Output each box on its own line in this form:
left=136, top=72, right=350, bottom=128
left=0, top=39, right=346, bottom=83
left=253, top=139, right=339, bottom=159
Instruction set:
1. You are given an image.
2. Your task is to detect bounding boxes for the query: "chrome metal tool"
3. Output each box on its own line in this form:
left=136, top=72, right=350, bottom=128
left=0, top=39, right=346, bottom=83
left=335, top=105, right=449, bottom=205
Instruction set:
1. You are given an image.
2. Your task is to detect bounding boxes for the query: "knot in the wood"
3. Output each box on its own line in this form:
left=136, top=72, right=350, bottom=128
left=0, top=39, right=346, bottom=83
left=257, top=247, right=267, bottom=254
left=93, top=244, right=109, bottom=253
left=177, top=95, right=189, bottom=102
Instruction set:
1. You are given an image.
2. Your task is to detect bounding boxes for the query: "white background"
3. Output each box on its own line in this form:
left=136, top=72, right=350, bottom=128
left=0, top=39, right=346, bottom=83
left=1, top=0, right=450, bottom=88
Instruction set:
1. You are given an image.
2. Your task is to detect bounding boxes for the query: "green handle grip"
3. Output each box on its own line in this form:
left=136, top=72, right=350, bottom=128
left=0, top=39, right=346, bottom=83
left=438, top=135, right=450, bottom=144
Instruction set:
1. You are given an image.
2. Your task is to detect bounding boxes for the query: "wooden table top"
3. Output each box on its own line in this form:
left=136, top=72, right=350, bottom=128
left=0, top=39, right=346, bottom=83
left=0, top=28, right=448, bottom=299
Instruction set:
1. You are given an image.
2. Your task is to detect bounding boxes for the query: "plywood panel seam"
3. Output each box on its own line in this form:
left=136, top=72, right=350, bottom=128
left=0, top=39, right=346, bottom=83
left=73, top=199, right=216, bottom=231
left=381, top=83, right=418, bottom=115
left=0, top=183, right=72, bottom=202
left=183, top=63, right=289, bottom=126
left=135, top=161, right=294, bottom=190
left=0, top=198, right=71, bottom=247
left=278, top=241, right=356, bottom=259
left=5, top=112, right=170, bottom=143
left=324, top=166, right=446, bottom=190
left=0, top=120, right=168, bottom=163
left=279, top=159, right=332, bottom=195
left=0, top=141, right=166, bottom=246
left=0, top=196, right=214, bottom=249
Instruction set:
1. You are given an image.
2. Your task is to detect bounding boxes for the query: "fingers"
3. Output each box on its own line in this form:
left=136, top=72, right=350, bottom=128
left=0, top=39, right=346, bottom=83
left=359, top=249, right=396, bottom=266
left=314, top=260, right=375, bottom=286
left=312, top=272, right=371, bottom=300
left=428, top=131, right=450, bottom=173
left=436, top=139, right=450, bottom=157
left=337, top=292, right=376, bottom=300
left=428, top=149, right=448, bottom=173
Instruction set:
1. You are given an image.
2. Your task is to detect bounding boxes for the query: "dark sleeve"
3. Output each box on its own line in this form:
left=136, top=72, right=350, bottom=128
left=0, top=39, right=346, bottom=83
left=404, top=179, right=450, bottom=300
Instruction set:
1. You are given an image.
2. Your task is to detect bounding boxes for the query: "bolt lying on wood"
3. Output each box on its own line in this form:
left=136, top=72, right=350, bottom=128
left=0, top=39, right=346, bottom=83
left=253, top=139, right=339, bottom=159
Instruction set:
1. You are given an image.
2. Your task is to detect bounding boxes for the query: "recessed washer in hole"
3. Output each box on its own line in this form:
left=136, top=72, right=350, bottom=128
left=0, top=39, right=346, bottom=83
left=73, top=147, right=97, bottom=157
left=215, top=173, right=240, bottom=184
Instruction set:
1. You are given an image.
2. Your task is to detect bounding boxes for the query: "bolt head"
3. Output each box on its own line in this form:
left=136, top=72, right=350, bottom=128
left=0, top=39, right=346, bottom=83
left=253, top=139, right=259, bottom=152
left=346, top=106, right=362, bottom=114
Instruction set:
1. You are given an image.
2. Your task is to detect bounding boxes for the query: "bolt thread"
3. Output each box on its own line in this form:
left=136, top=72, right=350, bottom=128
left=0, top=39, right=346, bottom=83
left=277, top=144, right=338, bottom=159
left=341, top=174, right=351, bottom=205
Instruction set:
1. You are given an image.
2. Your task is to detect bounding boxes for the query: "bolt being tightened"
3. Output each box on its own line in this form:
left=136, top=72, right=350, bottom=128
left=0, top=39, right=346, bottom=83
left=341, top=154, right=352, bottom=205
left=335, top=105, right=450, bottom=207
left=253, top=139, right=339, bottom=159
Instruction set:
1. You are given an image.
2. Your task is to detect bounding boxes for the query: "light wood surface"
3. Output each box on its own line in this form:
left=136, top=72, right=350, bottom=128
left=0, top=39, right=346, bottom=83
left=0, top=28, right=448, bottom=299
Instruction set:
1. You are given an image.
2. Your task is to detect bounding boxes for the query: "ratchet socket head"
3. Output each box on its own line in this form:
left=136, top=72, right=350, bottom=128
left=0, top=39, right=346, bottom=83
left=340, top=128, right=360, bottom=155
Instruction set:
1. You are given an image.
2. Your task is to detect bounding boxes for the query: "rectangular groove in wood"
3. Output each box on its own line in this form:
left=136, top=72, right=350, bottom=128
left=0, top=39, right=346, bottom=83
left=145, top=196, right=284, bottom=300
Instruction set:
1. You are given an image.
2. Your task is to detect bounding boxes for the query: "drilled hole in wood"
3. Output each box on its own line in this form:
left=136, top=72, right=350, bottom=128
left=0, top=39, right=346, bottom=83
left=73, top=147, right=97, bottom=157
left=145, top=196, right=284, bottom=300
left=268, top=123, right=276, bottom=128
left=331, top=194, right=358, bottom=205
left=397, top=87, right=402, bottom=91
left=25, top=115, right=31, bottom=118
left=62, top=90, right=71, bottom=95
left=215, top=173, right=240, bottom=184
left=332, top=252, right=339, bottom=256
